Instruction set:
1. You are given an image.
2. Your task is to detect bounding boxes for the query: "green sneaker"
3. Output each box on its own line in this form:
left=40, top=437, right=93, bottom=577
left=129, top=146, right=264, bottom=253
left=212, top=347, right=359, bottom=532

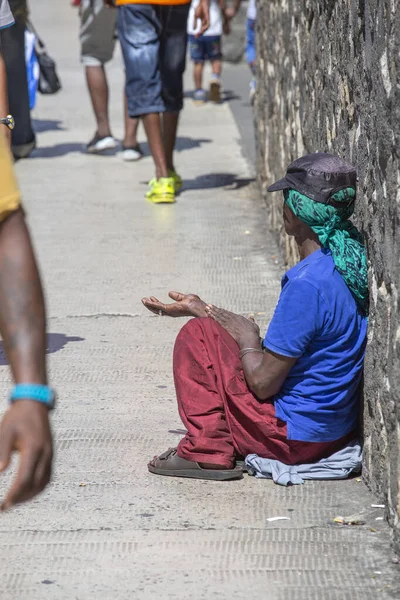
left=168, top=169, right=183, bottom=193
left=146, top=177, right=175, bottom=203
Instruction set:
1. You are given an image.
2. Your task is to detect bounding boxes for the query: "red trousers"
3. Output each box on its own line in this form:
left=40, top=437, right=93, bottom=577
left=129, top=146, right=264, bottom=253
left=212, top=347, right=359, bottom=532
left=174, top=318, right=354, bottom=469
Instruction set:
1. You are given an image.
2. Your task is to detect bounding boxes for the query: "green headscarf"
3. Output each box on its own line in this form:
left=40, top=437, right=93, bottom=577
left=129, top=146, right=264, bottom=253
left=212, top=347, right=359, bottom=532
left=284, top=188, right=369, bottom=315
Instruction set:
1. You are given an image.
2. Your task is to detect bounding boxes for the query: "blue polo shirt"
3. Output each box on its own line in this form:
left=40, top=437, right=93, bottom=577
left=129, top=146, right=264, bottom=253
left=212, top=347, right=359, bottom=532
left=263, top=249, right=368, bottom=443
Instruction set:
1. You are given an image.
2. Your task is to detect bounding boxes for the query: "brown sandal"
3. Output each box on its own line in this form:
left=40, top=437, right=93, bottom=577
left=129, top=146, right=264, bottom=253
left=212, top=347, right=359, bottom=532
left=148, top=448, right=243, bottom=481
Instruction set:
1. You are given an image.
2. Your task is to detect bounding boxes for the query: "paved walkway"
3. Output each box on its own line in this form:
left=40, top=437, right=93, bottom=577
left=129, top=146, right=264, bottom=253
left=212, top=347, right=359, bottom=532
left=0, top=2, right=399, bottom=599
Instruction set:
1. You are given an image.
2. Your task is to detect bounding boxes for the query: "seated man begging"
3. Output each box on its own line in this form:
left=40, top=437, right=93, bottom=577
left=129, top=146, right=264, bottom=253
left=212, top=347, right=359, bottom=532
left=142, top=153, right=368, bottom=481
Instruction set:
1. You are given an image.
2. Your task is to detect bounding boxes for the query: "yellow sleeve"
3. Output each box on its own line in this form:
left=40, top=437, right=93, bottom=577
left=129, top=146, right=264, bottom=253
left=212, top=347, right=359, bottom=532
left=0, top=132, right=21, bottom=223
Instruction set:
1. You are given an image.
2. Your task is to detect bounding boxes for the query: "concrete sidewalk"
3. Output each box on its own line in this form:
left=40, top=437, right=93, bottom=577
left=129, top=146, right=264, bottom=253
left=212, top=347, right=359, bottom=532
left=0, top=2, right=398, bottom=599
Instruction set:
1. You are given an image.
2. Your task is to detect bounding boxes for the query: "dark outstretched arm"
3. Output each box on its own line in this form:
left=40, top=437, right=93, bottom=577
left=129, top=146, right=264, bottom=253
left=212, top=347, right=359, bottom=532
left=240, top=350, right=296, bottom=400
left=0, top=209, right=52, bottom=510
left=0, top=210, right=46, bottom=384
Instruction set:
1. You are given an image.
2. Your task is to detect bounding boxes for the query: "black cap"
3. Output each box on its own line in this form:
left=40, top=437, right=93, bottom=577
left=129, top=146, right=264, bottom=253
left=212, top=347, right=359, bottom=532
left=267, top=153, right=357, bottom=207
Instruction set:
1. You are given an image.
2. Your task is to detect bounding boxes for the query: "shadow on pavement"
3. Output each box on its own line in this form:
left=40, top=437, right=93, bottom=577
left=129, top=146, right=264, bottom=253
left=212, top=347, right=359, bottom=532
left=32, top=118, right=66, bottom=133
left=0, top=333, right=85, bottom=366
left=183, top=173, right=255, bottom=190
left=46, top=333, right=85, bottom=355
left=184, top=89, right=241, bottom=104
left=30, top=143, right=86, bottom=158
left=29, top=136, right=212, bottom=159
left=138, top=135, right=212, bottom=157
left=223, top=89, right=242, bottom=102
left=141, top=173, right=254, bottom=190
left=175, top=136, right=212, bottom=151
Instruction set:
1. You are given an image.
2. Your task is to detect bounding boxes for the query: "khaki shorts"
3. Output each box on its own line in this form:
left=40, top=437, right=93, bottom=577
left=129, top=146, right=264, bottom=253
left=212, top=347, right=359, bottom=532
left=79, top=0, right=117, bottom=66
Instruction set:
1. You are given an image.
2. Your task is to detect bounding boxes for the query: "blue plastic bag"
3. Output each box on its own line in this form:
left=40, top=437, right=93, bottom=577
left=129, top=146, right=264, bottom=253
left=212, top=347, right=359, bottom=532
left=25, top=29, right=39, bottom=110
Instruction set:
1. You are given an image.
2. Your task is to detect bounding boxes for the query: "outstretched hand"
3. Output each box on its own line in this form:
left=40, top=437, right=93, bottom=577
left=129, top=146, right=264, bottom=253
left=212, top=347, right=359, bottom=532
left=206, top=304, right=260, bottom=347
left=142, top=291, right=207, bottom=318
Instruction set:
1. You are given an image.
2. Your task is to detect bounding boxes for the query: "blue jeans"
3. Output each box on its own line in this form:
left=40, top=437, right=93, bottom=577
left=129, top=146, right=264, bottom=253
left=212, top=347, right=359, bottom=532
left=246, top=18, right=256, bottom=66
left=189, top=35, right=222, bottom=62
left=117, top=4, right=190, bottom=117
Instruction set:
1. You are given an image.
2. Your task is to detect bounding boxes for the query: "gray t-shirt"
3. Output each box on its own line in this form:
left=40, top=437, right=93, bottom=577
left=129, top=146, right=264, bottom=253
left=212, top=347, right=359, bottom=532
left=0, top=0, right=14, bottom=30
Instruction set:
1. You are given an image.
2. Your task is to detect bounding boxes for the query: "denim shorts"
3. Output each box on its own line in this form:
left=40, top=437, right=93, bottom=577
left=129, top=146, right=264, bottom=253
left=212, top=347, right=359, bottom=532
left=189, top=35, right=222, bottom=62
left=117, top=4, right=190, bottom=117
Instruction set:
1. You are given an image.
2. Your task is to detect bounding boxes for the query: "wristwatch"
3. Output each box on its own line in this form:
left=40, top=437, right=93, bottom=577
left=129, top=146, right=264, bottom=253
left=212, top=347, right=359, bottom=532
left=10, top=384, right=56, bottom=410
left=0, top=115, right=15, bottom=130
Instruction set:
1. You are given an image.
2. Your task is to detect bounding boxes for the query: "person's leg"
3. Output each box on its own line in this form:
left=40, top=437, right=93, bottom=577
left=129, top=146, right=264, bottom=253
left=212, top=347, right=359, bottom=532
left=173, top=318, right=289, bottom=468
left=193, top=62, right=204, bottom=91
left=0, top=20, right=35, bottom=158
left=85, top=66, right=112, bottom=138
left=121, top=92, right=142, bottom=161
left=173, top=320, right=240, bottom=469
left=246, top=18, right=256, bottom=101
left=188, top=34, right=206, bottom=102
left=142, top=113, right=168, bottom=178
left=118, top=4, right=173, bottom=198
left=193, top=61, right=206, bottom=103
left=211, top=59, right=222, bottom=78
left=162, top=112, right=179, bottom=173
left=123, top=93, right=140, bottom=148
left=246, top=18, right=256, bottom=73
left=209, top=59, right=222, bottom=103
left=207, top=37, right=223, bottom=103
left=159, top=4, right=190, bottom=179
left=80, top=0, right=118, bottom=151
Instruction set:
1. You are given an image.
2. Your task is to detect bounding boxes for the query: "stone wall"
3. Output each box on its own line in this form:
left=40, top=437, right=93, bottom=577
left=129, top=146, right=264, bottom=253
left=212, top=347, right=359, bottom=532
left=255, top=0, right=400, bottom=551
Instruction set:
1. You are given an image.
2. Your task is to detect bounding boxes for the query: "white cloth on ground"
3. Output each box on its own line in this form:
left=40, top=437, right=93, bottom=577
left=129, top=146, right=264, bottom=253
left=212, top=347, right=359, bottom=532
left=245, top=440, right=362, bottom=486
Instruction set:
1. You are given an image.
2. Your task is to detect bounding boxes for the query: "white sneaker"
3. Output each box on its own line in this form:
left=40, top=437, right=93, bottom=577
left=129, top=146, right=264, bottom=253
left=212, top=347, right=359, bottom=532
left=121, top=144, right=143, bottom=162
left=86, top=133, right=117, bottom=154
left=193, top=88, right=207, bottom=104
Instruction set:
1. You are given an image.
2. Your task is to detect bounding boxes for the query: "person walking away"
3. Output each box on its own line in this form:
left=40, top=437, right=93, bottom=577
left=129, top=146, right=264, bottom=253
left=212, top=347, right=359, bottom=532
left=223, top=0, right=255, bottom=100
left=246, top=0, right=256, bottom=100
left=113, top=0, right=210, bottom=203
left=79, top=0, right=142, bottom=160
left=0, top=9, right=54, bottom=509
left=188, top=0, right=225, bottom=104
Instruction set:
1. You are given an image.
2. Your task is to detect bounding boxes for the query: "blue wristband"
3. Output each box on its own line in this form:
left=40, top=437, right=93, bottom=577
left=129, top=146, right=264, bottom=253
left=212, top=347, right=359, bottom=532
left=10, top=384, right=56, bottom=410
